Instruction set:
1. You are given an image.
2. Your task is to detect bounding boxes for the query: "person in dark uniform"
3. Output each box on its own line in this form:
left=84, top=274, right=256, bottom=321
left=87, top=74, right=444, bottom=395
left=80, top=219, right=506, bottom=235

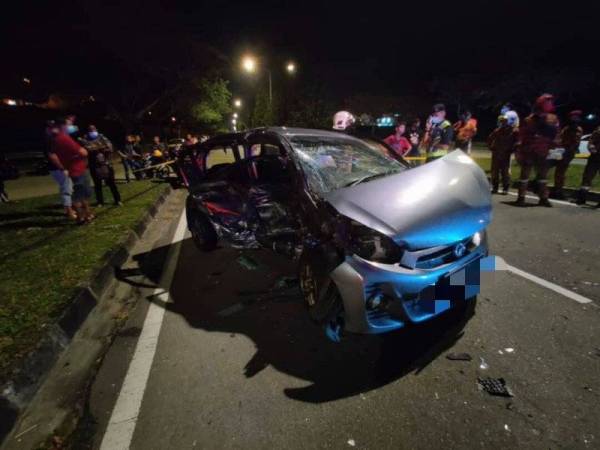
left=488, top=116, right=518, bottom=194
left=79, top=125, right=122, bottom=206
left=575, top=125, right=600, bottom=207
left=551, top=110, right=583, bottom=199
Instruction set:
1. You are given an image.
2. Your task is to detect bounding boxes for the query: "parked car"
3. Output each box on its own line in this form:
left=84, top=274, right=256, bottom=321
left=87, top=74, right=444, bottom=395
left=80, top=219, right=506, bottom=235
left=184, top=128, right=491, bottom=341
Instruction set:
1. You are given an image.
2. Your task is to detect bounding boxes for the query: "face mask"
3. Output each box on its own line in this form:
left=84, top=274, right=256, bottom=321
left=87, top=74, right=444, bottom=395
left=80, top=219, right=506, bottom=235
left=430, top=116, right=443, bottom=125
left=88, top=131, right=99, bottom=139
left=67, top=125, right=78, bottom=135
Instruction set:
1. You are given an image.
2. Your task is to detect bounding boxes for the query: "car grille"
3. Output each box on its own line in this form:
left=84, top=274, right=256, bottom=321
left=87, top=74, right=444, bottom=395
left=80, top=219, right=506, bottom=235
left=400, top=238, right=472, bottom=270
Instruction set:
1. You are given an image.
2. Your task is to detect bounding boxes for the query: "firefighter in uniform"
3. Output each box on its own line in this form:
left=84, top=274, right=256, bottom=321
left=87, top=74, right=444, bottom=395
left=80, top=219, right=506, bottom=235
left=551, top=110, right=583, bottom=199
left=516, top=94, right=560, bottom=207
left=424, top=103, right=454, bottom=162
left=488, top=116, right=518, bottom=194
left=575, top=125, right=600, bottom=207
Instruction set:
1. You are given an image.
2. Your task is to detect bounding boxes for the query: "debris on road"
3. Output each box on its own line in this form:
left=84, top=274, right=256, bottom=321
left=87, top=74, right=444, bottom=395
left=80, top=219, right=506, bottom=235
left=446, top=352, right=472, bottom=361
left=479, top=357, right=489, bottom=370
left=347, top=439, right=356, bottom=447
left=236, top=255, right=260, bottom=271
left=505, top=348, right=515, bottom=353
left=504, top=424, right=511, bottom=432
left=478, top=377, right=514, bottom=397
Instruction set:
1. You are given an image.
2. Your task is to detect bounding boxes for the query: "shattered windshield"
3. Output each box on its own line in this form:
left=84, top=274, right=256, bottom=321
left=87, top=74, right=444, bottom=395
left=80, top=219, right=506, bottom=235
left=289, top=136, right=406, bottom=195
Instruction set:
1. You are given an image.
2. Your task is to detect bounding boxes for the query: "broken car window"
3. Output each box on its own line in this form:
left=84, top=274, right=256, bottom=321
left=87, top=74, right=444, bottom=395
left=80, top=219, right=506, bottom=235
left=290, top=136, right=405, bottom=195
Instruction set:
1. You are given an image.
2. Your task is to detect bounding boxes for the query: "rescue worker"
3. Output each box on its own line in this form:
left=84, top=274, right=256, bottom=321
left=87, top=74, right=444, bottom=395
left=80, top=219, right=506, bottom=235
left=424, top=103, right=454, bottom=162
left=515, top=94, right=560, bottom=207
left=551, top=110, right=583, bottom=199
left=453, top=110, right=478, bottom=153
left=575, top=125, right=600, bottom=207
left=332, top=111, right=356, bottom=132
left=488, top=116, right=518, bottom=194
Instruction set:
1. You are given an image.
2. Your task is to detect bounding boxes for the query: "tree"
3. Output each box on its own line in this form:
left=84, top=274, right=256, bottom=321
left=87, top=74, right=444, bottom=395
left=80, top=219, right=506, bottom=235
left=287, top=85, right=334, bottom=129
left=189, top=78, right=232, bottom=133
left=250, top=86, right=278, bottom=127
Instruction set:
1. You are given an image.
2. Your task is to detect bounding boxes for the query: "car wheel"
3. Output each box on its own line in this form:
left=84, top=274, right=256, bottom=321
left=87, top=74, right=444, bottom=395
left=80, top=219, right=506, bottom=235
left=298, top=250, right=343, bottom=325
left=188, top=210, right=218, bottom=251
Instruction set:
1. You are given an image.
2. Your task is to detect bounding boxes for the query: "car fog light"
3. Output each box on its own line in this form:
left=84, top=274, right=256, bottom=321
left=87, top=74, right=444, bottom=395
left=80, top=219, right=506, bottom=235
left=367, top=293, right=384, bottom=309
left=472, top=231, right=482, bottom=247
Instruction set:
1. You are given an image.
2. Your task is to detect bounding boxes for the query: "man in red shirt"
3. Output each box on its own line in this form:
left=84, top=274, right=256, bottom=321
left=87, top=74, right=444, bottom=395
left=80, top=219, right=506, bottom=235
left=384, top=121, right=412, bottom=157
left=48, top=119, right=94, bottom=223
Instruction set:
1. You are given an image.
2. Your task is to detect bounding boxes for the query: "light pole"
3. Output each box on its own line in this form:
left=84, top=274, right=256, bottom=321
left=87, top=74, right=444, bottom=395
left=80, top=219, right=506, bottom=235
left=241, top=55, right=296, bottom=106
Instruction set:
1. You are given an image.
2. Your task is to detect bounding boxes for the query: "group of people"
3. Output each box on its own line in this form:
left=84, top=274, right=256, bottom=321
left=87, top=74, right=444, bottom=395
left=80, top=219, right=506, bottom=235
left=43, top=115, right=198, bottom=224
left=334, top=103, right=478, bottom=161
left=488, top=94, right=599, bottom=208
left=44, top=116, right=122, bottom=224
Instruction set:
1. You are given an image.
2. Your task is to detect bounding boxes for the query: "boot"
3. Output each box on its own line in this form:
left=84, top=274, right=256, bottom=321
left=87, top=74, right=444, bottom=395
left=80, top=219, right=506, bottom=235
left=550, top=188, right=565, bottom=200
left=501, top=184, right=510, bottom=195
left=538, top=198, right=553, bottom=207
left=575, top=189, right=587, bottom=205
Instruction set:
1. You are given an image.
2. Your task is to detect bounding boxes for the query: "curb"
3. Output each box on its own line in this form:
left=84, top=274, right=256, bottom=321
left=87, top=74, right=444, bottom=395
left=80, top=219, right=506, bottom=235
left=0, top=185, right=173, bottom=445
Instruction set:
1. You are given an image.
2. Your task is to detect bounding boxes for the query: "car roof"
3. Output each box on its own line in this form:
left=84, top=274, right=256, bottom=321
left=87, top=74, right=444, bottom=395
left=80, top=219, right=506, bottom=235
left=201, top=127, right=365, bottom=149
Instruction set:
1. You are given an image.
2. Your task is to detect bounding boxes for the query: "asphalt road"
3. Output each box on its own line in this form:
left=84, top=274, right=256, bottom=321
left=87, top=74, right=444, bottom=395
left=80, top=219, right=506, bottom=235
left=84, top=192, right=600, bottom=450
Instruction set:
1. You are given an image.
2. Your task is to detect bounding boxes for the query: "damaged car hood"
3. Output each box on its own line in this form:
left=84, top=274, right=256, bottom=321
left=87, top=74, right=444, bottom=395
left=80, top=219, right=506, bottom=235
left=324, top=150, right=492, bottom=249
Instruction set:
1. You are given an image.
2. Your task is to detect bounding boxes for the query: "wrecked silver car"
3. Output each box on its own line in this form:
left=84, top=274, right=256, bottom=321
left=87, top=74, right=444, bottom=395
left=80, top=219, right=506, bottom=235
left=183, top=128, right=491, bottom=340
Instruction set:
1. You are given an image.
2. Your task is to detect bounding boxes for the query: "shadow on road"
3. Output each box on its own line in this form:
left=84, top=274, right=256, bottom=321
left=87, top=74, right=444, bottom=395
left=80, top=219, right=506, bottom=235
left=130, top=238, right=474, bottom=404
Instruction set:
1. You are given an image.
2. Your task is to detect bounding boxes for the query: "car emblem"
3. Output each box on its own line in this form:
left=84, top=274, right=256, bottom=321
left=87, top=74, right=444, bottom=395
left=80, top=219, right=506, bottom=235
left=453, top=242, right=467, bottom=258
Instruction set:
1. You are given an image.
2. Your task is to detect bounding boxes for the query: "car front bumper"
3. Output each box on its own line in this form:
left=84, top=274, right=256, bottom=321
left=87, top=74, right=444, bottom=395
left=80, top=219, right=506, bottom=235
left=330, top=245, right=488, bottom=334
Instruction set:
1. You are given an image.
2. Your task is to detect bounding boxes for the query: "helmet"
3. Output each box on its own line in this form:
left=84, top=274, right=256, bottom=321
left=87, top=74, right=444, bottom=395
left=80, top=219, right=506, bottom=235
left=534, top=94, right=555, bottom=113
left=152, top=149, right=163, bottom=158
left=332, top=111, right=356, bottom=131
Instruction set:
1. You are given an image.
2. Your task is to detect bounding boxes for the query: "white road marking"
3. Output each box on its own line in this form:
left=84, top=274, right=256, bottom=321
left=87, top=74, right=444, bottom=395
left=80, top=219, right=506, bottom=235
left=504, top=191, right=578, bottom=207
left=493, top=256, right=593, bottom=304
left=100, top=210, right=188, bottom=450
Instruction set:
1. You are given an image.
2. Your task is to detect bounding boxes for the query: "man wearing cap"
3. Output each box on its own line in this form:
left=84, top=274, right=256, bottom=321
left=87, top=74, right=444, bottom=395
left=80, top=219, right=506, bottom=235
left=515, top=94, right=560, bottom=207
left=551, top=110, right=584, bottom=199
left=424, top=103, right=454, bottom=162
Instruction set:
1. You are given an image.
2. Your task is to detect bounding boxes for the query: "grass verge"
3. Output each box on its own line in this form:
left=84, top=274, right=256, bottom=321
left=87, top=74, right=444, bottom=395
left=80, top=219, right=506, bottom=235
left=473, top=157, right=600, bottom=191
left=0, top=180, right=169, bottom=383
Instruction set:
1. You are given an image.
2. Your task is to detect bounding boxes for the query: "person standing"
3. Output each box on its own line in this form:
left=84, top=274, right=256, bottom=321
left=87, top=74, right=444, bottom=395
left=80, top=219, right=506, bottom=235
left=406, top=118, right=422, bottom=157
left=0, top=154, right=10, bottom=202
left=384, top=121, right=412, bottom=157
left=575, top=125, right=600, bottom=207
left=424, top=103, right=454, bottom=162
left=488, top=116, right=518, bottom=194
left=48, top=119, right=94, bottom=224
left=551, top=110, right=584, bottom=199
left=515, top=94, right=560, bottom=207
left=79, top=125, right=122, bottom=206
left=45, top=121, right=75, bottom=219
left=454, top=110, right=478, bottom=153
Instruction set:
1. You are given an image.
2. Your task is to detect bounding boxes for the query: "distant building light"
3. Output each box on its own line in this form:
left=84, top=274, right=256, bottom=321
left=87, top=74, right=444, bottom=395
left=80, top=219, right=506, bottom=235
left=171, top=116, right=176, bottom=122
left=4, top=99, right=17, bottom=106
left=586, top=114, right=596, bottom=121
left=148, top=111, right=152, bottom=115
left=23, top=77, right=31, bottom=84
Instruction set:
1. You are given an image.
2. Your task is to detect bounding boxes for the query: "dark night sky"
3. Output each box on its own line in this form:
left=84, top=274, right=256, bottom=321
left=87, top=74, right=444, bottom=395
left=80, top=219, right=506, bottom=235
left=1, top=0, right=599, bottom=104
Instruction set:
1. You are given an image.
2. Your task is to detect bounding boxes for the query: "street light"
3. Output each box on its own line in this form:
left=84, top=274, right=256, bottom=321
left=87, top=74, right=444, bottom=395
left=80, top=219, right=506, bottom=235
left=286, top=62, right=296, bottom=74
left=242, top=55, right=257, bottom=73
left=234, top=98, right=242, bottom=108
left=233, top=112, right=238, bottom=119
left=171, top=116, right=176, bottom=122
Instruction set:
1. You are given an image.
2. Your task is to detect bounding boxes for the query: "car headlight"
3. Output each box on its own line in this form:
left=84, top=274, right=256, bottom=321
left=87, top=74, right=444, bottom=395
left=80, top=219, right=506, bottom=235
left=348, top=221, right=403, bottom=263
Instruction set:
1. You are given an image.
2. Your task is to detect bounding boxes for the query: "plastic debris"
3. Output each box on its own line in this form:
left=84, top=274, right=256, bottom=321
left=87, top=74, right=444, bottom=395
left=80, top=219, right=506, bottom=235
left=237, top=255, right=260, bottom=271
left=478, top=377, right=514, bottom=397
left=446, top=352, right=472, bottom=361
left=504, top=348, right=515, bottom=353
left=504, top=424, right=511, bottom=432
left=479, top=357, right=489, bottom=370
left=347, top=439, right=356, bottom=447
